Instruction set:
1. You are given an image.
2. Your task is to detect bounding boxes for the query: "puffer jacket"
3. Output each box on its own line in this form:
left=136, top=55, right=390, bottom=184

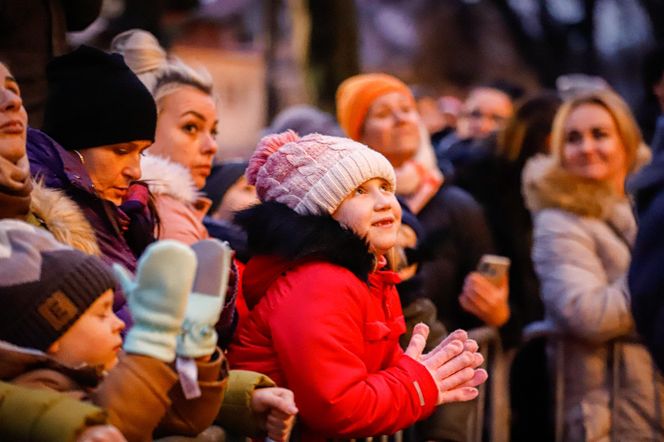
left=0, top=340, right=226, bottom=442
left=227, top=202, right=438, bottom=441
left=523, top=154, right=664, bottom=441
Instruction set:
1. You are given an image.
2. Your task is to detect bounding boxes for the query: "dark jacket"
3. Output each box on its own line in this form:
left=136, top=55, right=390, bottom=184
left=415, top=183, right=495, bottom=333
left=228, top=202, right=438, bottom=441
left=26, top=128, right=156, bottom=312
left=0, top=0, right=102, bottom=128
left=628, top=135, right=664, bottom=373
left=447, top=146, right=544, bottom=346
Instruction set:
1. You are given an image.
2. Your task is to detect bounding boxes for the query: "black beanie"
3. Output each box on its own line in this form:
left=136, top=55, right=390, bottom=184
left=0, top=221, right=117, bottom=351
left=202, top=162, right=249, bottom=214
left=42, top=45, right=157, bottom=151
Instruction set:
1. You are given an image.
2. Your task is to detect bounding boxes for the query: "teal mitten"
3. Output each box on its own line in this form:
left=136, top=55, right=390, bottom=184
left=114, top=240, right=197, bottom=362
left=176, top=239, right=233, bottom=358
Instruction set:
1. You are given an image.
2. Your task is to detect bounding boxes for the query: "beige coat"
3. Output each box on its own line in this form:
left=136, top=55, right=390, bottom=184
left=523, top=155, right=664, bottom=441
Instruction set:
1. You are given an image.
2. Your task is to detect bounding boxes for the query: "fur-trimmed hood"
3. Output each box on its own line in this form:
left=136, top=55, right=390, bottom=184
left=30, top=181, right=100, bottom=255
left=236, top=201, right=375, bottom=281
left=140, top=155, right=201, bottom=205
left=523, top=154, right=628, bottom=219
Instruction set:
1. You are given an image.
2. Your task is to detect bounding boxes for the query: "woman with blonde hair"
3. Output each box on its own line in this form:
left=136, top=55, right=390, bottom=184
left=523, top=89, right=662, bottom=440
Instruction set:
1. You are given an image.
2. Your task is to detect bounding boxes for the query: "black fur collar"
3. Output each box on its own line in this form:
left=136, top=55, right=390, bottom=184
left=235, top=201, right=375, bottom=281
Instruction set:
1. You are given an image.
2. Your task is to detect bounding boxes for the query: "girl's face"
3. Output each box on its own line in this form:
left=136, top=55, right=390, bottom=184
left=332, top=178, right=402, bottom=256
left=79, top=141, right=151, bottom=205
left=48, top=290, right=125, bottom=371
left=360, top=92, right=421, bottom=168
left=561, top=103, right=627, bottom=183
left=0, top=63, right=27, bottom=165
left=211, top=175, right=258, bottom=222
left=149, top=86, right=218, bottom=189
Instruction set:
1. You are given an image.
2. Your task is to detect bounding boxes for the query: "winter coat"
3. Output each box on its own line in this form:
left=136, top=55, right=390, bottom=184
left=29, top=180, right=100, bottom=255
left=628, top=136, right=664, bottom=373
left=448, top=144, right=544, bottom=347
left=140, top=155, right=210, bottom=244
left=26, top=128, right=156, bottom=312
left=415, top=183, right=495, bottom=332
left=0, top=380, right=108, bottom=441
left=0, top=341, right=227, bottom=441
left=140, top=154, right=238, bottom=348
left=523, top=154, right=664, bottom=441
left=227, top=202, right=438, bottom=441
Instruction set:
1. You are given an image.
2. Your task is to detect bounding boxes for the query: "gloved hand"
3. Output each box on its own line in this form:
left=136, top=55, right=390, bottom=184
left=176, top=239, right=234, bottom=358
left=114, top=240, right=197, bottom=362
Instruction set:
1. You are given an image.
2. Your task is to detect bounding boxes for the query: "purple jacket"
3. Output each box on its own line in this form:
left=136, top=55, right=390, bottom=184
left=26, top=128, right=156, bottom=316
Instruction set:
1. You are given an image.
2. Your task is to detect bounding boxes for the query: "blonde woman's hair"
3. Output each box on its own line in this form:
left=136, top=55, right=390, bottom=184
left=550, top=89, right=644, bottom=174
left=110, top=29, right=213, bottom=106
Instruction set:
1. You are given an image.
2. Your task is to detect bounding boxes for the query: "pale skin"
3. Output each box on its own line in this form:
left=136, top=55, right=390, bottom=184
left=460, top=272, right=510, bottom=327
left=332, top=178, right=488, bottom=404
left=360, top=92, right=421, bottom=168
left=211, top=175, right=259, bottom=222
left=78, top=141, right=152, bottom=206
left=251, top=387, right=299, bottom=441
left=560, top=103, right=627, bottom=195
left=148, top=86, right=218, bottom=189
left=0, top=63, right=30, bottom=202
left=48, top=290, right=125, bottom=371
left=456, top=87, right=513, bottom=140
left=361, top=92, right=510, bottom=326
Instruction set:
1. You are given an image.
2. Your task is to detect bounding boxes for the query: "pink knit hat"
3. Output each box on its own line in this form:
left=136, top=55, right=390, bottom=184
left=246, top=130, right=396, bottom=215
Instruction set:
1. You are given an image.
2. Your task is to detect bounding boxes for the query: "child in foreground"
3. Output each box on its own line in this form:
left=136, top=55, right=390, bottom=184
left=228, top=130, right=488, bottom=440
left=0, top=221, right=296, bottom=440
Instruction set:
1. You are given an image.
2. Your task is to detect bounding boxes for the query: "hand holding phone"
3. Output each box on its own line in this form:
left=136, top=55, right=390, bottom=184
left=476, top=254, right=510, bottom=287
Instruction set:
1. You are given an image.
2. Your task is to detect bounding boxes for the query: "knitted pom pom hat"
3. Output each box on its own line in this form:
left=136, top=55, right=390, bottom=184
left=246, top=130, right=396, bottom=215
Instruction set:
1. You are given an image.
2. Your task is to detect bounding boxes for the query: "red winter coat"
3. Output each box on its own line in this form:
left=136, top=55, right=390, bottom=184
left=227, top=202, right=438, bottom=441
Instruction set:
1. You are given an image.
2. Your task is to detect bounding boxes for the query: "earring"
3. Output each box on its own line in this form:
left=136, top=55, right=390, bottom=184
left=73, top=150, right=85, bottom=165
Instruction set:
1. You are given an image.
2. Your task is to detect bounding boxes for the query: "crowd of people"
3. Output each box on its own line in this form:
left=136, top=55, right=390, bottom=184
left=1, top=25, right=664, bottom=442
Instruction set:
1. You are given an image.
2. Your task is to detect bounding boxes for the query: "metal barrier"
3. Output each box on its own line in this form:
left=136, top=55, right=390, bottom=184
left=521, top=321, right=644, bottom=442
left=467, top=326, right=511, bottom=442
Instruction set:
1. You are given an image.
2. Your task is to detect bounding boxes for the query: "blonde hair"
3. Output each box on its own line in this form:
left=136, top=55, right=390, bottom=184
left=550, top=89, right=643, bottom=174
left=110, top=29, right=214, bottom=106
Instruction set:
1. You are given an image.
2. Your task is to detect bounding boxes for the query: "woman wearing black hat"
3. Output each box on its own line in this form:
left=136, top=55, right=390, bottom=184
left=26, top=44, right=159, bottom=321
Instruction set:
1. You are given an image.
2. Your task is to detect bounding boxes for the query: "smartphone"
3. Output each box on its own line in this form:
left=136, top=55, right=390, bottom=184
left=476, top=254, right=510, bottom=286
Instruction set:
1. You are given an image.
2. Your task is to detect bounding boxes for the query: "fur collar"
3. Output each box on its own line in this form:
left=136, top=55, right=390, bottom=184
left=522, top=155, right=622, bottom=219
left=140, top=155, right=200, bottom=204
left=235, top=201, right=375, bottom=281
left=30, top=181, right=100, bottom=255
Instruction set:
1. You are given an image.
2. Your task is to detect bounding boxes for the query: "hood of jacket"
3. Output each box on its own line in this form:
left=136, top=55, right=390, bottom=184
left=522, top=154, right=628, bottom=219
left=30, top=181, right=100, bottom=256
left=235, top=201, right=377, bottom=308
left=0, top=340, right=103, bottom=390
left=140, top=155, right=201, bottom=205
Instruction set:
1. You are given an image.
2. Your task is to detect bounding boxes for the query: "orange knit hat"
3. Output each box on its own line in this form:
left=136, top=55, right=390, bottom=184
left=336, top=73, right=415, bottom=141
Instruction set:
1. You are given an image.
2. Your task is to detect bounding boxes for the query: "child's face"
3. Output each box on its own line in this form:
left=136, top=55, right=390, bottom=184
left=332, top=178, right=402, bottom=256
left=211, top=175, right=259, bottom=222
left=48, top=290, right=125, bottom=371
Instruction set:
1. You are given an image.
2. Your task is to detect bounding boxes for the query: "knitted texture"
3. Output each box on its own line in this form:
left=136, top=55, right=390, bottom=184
left=0, top=220, right=116, bottom=351
left=336, top=73, right=415, bottom=141
left=114, top=240, right=196, bottom=362
left=176, top=239, right=233, bottom=358
left=246, top=130, right=396, bottom=215
left=43, top=45, right=157, bottom=150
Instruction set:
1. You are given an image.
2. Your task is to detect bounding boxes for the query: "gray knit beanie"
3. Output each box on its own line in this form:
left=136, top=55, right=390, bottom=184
left=0, top=220, right=116, bottom=351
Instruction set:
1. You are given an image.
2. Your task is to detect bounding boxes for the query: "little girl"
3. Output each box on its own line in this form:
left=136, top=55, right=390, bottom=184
left=228, top=130, right=487, bottom=440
